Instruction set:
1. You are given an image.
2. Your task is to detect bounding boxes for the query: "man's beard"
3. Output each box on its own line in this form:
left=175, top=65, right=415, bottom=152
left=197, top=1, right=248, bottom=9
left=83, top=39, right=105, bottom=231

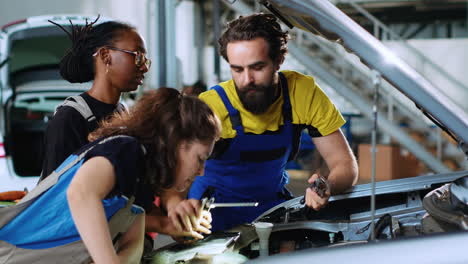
left=236, top=82, right=277, bottom=114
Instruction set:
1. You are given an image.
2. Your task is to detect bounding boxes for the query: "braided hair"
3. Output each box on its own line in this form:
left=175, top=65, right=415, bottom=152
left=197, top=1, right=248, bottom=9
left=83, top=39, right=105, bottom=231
left=49, top=16, right=135, bottom=83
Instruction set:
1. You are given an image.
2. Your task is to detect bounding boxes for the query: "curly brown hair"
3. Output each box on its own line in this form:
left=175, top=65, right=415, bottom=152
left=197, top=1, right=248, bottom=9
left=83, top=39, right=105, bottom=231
left=218, top=13, right=290, bottom=64
left=89, top=87, right=221, bottom=194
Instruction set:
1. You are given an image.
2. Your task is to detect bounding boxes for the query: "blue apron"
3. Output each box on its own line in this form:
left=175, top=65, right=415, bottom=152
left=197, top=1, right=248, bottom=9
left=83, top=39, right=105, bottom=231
left=0, top=136, right=144, bottom=250
left=188, top=72, right=294, bottom=231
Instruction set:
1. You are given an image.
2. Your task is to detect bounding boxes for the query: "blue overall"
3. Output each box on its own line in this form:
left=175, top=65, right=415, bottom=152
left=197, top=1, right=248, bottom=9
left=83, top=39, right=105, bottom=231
left=0, top=137, right=145, bottom=249
left=188, top=72, right=294, bottom=231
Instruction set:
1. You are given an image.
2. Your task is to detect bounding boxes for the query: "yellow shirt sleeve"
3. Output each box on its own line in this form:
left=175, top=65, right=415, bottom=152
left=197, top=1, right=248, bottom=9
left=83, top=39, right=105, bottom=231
left=285, top=70, right=345, bottom=136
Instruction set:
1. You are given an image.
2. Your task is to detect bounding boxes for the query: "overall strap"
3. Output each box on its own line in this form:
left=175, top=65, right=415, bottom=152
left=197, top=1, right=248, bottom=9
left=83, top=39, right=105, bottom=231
left=19, top=135, right=136, bottom=205
left=116, top=102, right=128, bottom=114
left=1, top=135, right=141, bottom=229
left=0, top=137, right=102, bottom=228
left=213, top=85, right=243, bottom=135
left=278, top=72, right=292, bottom=122
left=56, top=95, right=96, bottom=122
left=108, top=196, right=139, bottom=240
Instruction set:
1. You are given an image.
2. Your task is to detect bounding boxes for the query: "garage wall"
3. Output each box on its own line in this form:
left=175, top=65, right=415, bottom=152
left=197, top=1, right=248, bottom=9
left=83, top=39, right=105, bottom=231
left=0, top=0, right=83, bottom=26
left=0, top=0, right=149, bottom=41
left=384, top=38, right=468, bottom=111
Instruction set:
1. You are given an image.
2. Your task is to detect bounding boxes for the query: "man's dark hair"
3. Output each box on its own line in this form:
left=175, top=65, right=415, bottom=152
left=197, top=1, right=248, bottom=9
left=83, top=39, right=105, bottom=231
left=218, top=13, right=289, bottom=63
left=50, top=17, right=135, bottom=83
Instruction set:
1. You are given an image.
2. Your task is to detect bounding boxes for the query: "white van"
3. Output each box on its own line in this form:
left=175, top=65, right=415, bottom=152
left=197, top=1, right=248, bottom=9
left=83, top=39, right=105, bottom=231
left=0, top=15, right=111, bottom=192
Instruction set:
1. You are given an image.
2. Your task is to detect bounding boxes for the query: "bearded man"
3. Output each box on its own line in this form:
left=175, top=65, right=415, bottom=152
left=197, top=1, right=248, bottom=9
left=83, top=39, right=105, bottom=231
left=164, top=13, right=358, bottom=232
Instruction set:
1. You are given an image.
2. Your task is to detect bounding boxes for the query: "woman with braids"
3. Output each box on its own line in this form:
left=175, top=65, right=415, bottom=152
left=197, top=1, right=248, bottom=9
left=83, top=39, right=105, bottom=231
left=0, top=88, right=221, bottom=264
left=40, top=17, right=151, bottom=181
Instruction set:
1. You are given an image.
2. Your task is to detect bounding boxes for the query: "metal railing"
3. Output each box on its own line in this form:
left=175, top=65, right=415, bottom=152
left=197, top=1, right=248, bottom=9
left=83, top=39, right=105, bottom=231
left=348, top=2, right=468, bottom=111
left=222, top=0, right=455, bottom=172
left=288, top=29, right=451, bottom=172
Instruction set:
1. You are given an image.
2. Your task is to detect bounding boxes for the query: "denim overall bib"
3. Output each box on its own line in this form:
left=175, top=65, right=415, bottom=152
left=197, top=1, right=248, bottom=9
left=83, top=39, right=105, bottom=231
left=188, top=72, right=294, bottom=231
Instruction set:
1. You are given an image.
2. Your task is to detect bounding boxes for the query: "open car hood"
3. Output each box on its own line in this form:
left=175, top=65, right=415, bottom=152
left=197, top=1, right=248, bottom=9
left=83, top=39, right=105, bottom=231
left=262, top=0, right=468, bottom=146
left=146, top=2, right=468, bottom=262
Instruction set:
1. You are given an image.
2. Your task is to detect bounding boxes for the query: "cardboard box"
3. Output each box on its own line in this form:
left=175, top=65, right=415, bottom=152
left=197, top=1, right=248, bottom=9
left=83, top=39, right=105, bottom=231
left=358, top=144, right=422, bottom=184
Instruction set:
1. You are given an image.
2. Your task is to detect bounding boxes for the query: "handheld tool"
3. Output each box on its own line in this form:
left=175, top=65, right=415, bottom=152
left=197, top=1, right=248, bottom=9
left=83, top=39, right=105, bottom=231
left=201, top=197, right=259, bottom=212
left=300, top=175, right=330, bottom=204
left=181, top=197, right=259, bottom=241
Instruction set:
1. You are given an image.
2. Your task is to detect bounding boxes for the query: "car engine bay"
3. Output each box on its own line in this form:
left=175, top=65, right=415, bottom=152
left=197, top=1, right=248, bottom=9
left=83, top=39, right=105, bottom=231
left=144, top=171, right=467, bottom=263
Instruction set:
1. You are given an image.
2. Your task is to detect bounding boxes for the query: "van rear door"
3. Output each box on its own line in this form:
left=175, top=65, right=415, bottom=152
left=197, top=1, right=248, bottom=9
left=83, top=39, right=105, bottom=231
left=4, top=18, right=89, bottom=178
left=0, top=31, right=7, bottom=136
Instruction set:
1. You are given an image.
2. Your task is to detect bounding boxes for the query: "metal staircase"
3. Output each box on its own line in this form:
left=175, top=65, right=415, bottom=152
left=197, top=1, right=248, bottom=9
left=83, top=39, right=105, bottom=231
left=222, top=0, right=465, bottom=172
left=287, top=32, right=454, bottom=173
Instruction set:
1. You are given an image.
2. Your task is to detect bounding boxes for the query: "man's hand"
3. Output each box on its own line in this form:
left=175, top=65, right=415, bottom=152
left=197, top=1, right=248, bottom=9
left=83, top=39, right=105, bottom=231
left=167, top=199, right=212, bottom=241
left=304, top=173, right=331, bottom=211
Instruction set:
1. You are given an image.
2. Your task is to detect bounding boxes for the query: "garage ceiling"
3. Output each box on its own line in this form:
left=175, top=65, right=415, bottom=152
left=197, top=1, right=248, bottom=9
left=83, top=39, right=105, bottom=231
left=334, top=0, right=468, bottom=24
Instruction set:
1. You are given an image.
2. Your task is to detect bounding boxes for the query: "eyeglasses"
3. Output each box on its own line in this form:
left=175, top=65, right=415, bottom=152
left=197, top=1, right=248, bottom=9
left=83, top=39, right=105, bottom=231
left=95, top=46, right=151, bottom=69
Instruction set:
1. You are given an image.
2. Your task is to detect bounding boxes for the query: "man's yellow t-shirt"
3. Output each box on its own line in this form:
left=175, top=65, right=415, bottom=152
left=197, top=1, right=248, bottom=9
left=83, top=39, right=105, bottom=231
left=200, top=70, right=345, bottom=144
